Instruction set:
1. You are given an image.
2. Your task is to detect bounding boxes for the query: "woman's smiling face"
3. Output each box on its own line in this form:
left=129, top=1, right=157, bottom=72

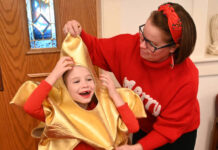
left=64, top=66, right=95, bottom=106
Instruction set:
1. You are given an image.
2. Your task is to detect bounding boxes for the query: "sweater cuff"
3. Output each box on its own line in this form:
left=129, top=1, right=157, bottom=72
left=41, top=80, right=52, bottom=91
left=138, top=130, right=169, bottom=150
left=81, top=30, right=86, bottom=40
left=116, top=103, right=128, bottom=112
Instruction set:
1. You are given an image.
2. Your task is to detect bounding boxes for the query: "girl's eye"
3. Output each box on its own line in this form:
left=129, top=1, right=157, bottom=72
left=73, top=80, right=80, bottom=83
left=87, top=78, right=93, bottom=81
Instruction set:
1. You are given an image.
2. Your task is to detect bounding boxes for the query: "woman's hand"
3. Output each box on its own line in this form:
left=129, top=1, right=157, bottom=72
left=63, top=20, right=82, bottom=37
left=115, top=144, right=143, bottom=150
left=45, top=56, right=74, bottom=85
left=99, top=73, right=124, bottom=107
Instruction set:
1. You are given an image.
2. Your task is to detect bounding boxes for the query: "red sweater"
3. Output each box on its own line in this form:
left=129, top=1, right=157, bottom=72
left=24, top=80, right=139, bottom=150
left=80, top=30, right=200, bottom=149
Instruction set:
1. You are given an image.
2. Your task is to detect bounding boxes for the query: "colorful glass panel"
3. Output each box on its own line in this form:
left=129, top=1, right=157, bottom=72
left=26, top=0, right=57, bottom=49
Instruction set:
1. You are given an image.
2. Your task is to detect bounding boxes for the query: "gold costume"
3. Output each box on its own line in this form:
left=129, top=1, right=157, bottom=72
left=11, top=34, right=146, bottom=150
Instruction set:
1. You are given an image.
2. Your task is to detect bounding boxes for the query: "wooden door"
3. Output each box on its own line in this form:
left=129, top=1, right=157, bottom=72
left=0, top=0, right=100, bottom=150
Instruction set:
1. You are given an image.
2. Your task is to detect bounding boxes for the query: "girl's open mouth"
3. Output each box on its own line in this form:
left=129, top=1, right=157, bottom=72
left=79, top=90, right=92, bottom=98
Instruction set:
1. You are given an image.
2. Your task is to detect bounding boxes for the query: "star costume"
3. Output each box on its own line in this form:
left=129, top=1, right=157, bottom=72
left=10, top=34, right=146, bottom=150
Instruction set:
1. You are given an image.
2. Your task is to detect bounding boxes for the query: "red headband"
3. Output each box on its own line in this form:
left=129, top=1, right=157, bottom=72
left=158, top=4, right=182, bottom=43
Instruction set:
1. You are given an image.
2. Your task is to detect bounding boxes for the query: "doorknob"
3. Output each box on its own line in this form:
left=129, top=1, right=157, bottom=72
left=0, top=66, right=3, bottom=91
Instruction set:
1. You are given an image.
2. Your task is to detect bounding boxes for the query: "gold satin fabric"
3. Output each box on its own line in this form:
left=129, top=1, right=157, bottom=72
left=11, top=34, right=146, bottom=150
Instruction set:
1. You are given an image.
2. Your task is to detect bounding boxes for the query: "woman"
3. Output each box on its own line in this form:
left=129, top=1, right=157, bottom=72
left=63, top=2, right=200, bottom=150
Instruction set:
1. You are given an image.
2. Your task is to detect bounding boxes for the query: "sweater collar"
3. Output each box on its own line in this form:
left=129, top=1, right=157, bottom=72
left=141, top=56, right=172, bottom=69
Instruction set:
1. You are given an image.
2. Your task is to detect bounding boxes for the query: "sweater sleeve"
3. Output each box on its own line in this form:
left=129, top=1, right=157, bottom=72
left=117, top=103, right=139, bottom=133
left=153, top=82, right=199, bottom=143
left=81, top=30, right=117, bottom=72
left=81, top=30, right=140, bottom=84
left=23, top=80, right=52, bottom=122
left=138, top=81, right=199, bottom=149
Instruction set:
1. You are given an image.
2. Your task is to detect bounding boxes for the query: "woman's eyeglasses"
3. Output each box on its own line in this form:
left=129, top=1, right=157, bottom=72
left=139, top=24, right=175, bottom=53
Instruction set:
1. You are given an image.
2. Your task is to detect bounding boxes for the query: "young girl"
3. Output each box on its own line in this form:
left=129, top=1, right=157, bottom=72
left=11, top=34, right=146, bottom=150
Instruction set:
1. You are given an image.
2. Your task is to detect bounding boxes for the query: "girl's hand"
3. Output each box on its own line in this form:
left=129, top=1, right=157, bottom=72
left=115, top=144, right=143, bottom=150
left=99, top=73, right=117, bottom=97
left=63, top=20, right=82, bottom=37
left=99, top=73, right=124, bottom=107
left=45, top=56, right=74, bottom=85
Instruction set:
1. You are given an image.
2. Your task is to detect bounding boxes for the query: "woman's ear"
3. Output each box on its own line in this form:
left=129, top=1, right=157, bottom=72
left=169, top=43, right=180, bottom=53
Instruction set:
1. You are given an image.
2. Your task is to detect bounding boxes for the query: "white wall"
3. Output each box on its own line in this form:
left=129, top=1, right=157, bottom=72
left=196, top=76, right=218, bottom=150
left=101, top=0, right=218, bottom=150
left=101, top=0, right=192, bottom=37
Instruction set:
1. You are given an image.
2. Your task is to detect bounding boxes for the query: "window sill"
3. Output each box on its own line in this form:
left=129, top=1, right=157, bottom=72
left=192, top=54, right=218, bottom=77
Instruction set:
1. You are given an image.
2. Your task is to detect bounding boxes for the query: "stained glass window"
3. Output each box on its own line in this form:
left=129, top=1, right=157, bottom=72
left=26, top=0, right=57, bottom=49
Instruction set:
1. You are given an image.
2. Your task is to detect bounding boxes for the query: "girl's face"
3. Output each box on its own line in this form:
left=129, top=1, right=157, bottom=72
left=65, top=66, right=95, bottom=106
left=139, top=19, right=177, bottom=62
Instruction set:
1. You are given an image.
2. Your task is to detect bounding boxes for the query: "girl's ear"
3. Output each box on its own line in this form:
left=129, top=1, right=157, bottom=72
left=169, top=43, right=180, bottom=53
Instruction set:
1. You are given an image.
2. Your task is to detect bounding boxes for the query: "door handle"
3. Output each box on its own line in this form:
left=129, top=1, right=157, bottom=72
left=0, top=66, right=3, bottom=91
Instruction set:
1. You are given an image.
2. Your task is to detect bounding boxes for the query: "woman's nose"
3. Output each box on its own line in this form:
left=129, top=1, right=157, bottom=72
left=140, top=40, right=147, bottom=49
